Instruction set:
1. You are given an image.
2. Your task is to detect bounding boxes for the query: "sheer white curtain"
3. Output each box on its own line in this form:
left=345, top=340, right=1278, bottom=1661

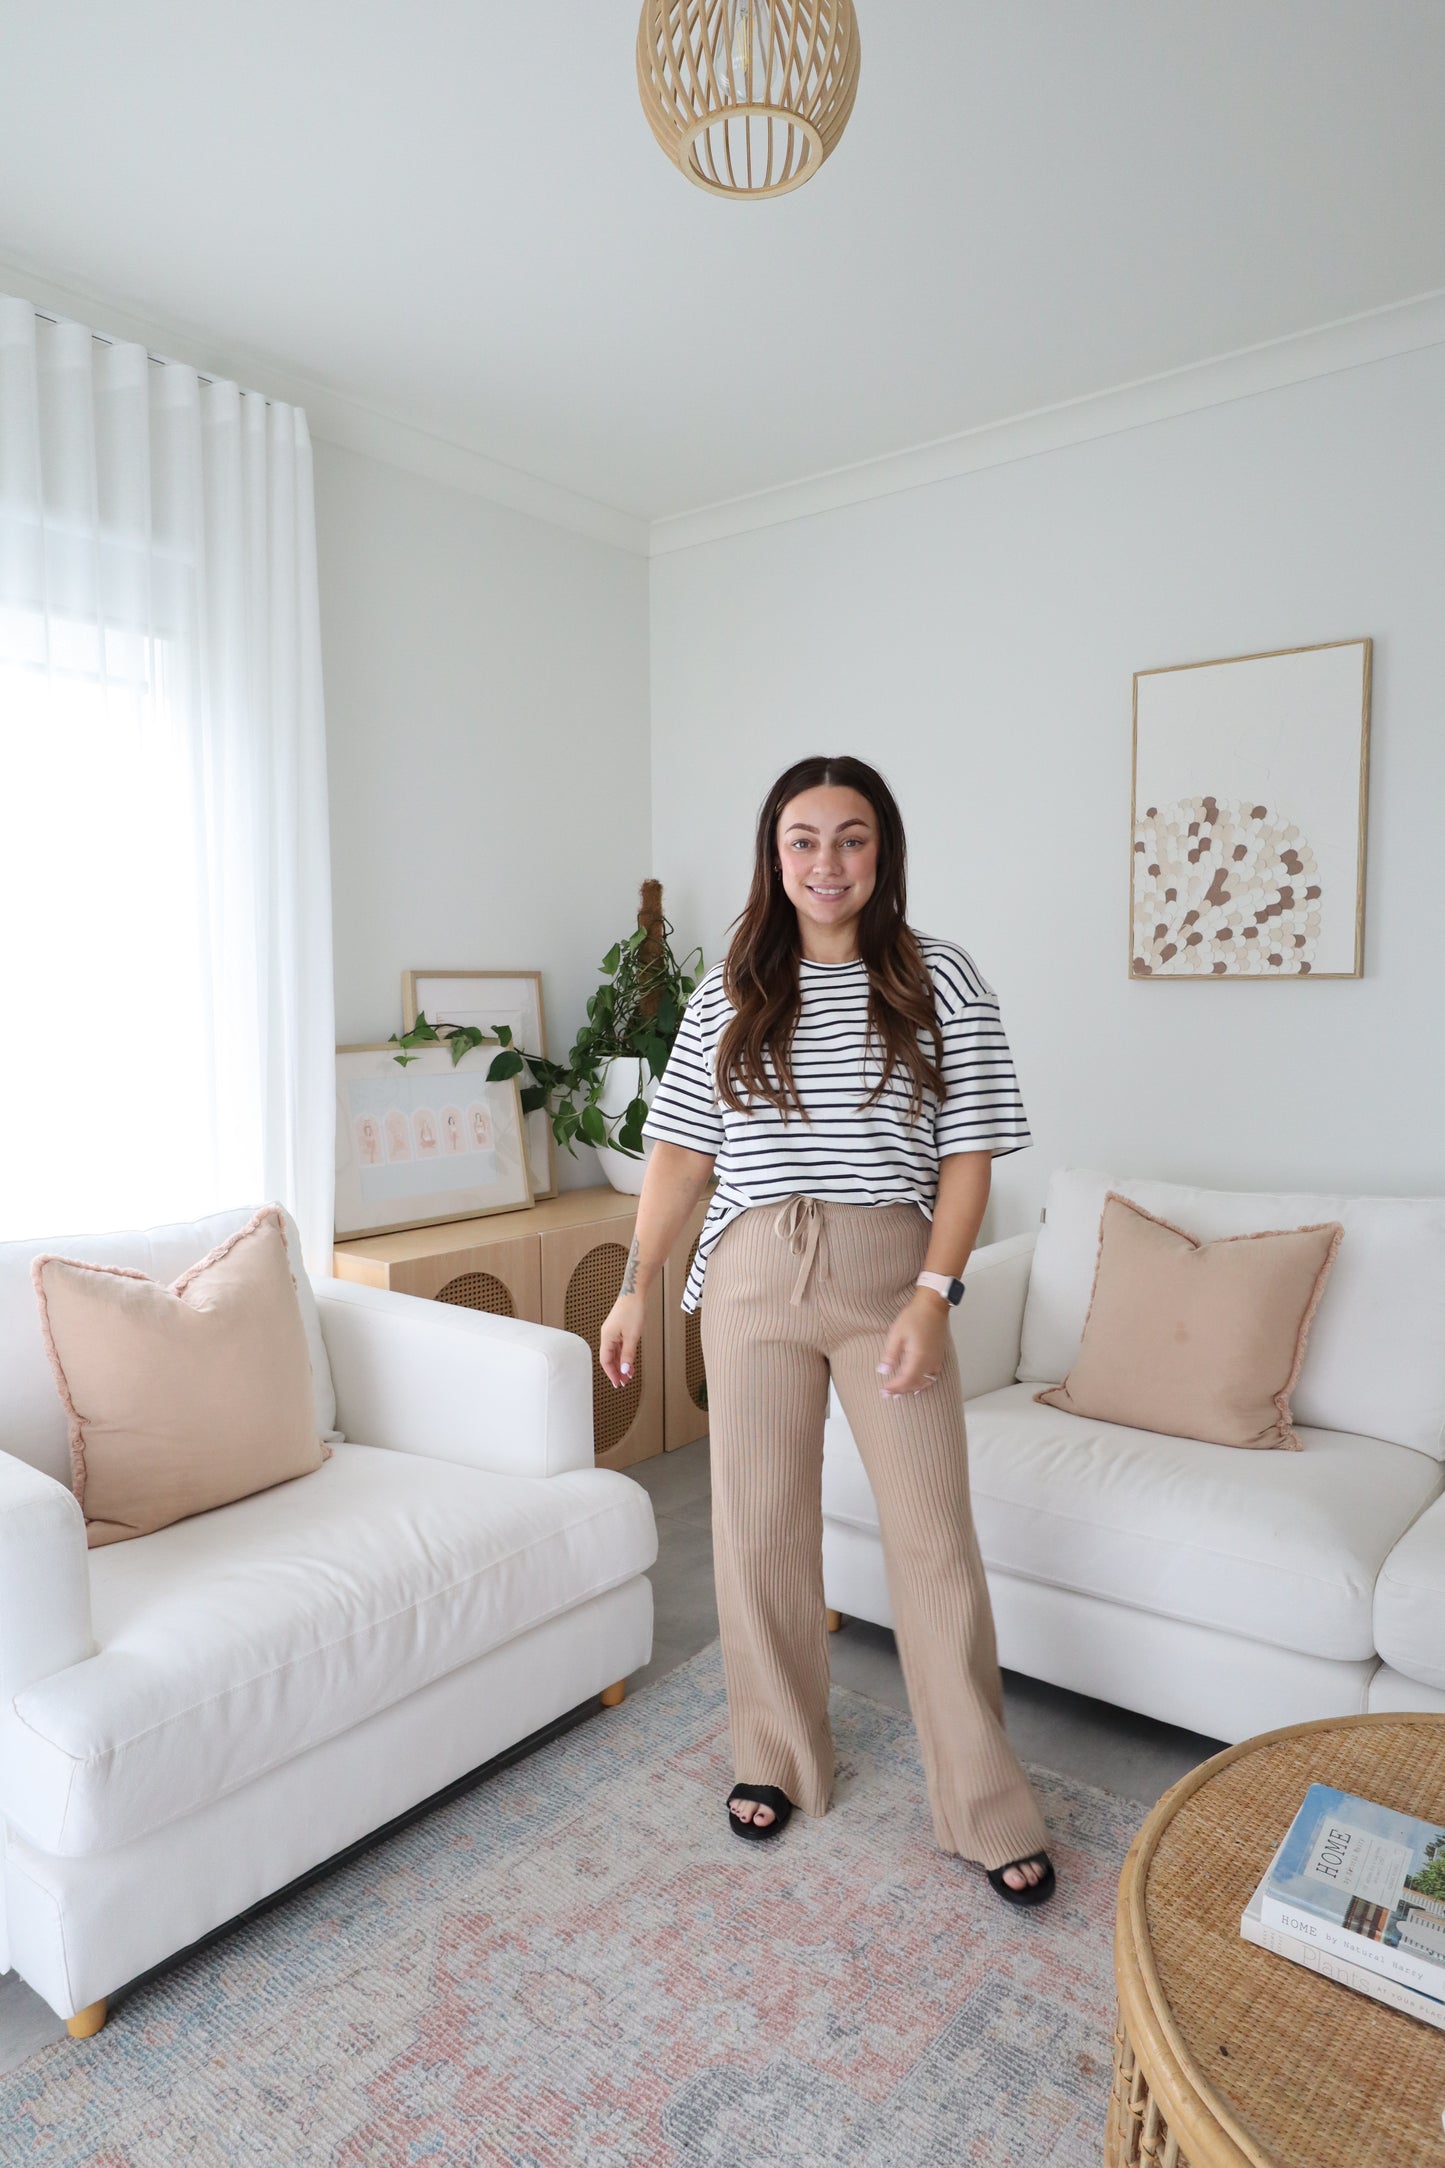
left=0, top=296, right=334, bottom=1263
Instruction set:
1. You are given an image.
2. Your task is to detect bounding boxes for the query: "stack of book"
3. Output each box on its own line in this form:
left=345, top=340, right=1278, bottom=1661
left=1241, top=1781, right=1445, bottom=2031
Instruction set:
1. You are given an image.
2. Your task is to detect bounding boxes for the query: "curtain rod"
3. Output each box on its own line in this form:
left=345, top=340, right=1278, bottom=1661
left=30, top=305, right=274, bottom=405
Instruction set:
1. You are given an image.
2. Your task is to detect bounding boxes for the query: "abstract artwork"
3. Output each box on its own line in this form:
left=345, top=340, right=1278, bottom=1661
left=1130, top=639, right=1371, bottom=979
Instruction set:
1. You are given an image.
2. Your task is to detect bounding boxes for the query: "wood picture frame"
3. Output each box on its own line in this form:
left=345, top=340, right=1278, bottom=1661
left=402, top=969, right=557, bottom=1201
left=1130, top=637, right=1371, bottom=981
left=335, top=1042, right=533, bottom=1240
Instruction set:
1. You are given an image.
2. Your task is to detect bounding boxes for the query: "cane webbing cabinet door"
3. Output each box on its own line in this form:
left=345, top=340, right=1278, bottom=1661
left=539, top=1209, right=663, bottom=1471
left=663, top=1193, right=710, bottom=1452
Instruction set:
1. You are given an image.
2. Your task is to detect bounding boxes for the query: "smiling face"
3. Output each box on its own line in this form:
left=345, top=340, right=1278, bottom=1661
left=776, top=784, right=879, bottom=955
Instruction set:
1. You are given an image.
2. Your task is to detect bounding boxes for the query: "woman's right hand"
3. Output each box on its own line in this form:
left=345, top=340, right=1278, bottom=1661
left=598, top=1292, right=646, bottom=1389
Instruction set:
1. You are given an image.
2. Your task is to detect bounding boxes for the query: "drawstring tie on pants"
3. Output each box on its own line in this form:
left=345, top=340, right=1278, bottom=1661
left=774, top=1194, right=823, bottom=1306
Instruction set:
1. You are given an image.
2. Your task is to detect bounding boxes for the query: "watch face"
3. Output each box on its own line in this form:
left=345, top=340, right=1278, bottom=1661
left=948, top=1279, right=965, bottom=1305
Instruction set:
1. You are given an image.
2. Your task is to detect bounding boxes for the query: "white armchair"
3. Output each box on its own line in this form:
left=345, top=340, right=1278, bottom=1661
left=0, top=1207, right=656, bottom=2036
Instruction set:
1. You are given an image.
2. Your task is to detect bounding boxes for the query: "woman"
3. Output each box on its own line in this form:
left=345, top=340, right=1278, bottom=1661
left=598, top=756, right=1054, bottom=1905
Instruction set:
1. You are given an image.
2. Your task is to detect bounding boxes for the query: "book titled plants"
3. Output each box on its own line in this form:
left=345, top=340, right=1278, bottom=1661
left=1241, top=1872, right=1445, bottom=2031
left=1258, top=1783, right=1445, bottom=2002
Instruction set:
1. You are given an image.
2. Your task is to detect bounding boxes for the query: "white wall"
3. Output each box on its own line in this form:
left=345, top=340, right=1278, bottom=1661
left=649, top=344, right=1445, bottom=1239
left=316, top=440, right=651, bottom=1189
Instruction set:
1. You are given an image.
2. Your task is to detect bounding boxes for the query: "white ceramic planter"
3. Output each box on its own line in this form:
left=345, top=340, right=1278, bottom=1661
left=592, top=1056, right=656, bottom=1195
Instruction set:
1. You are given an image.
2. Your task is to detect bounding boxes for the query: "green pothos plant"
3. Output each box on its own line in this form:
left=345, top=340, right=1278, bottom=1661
left=389, top=882, right=702, bottom=1162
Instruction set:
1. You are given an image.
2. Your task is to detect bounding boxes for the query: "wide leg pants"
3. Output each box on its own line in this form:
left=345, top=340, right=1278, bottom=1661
left=699, top=1195, right=1049, bottom=1871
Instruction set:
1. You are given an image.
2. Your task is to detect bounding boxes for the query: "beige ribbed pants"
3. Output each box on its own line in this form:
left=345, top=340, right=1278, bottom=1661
left=699, top=1195, right=1049, bottom=1871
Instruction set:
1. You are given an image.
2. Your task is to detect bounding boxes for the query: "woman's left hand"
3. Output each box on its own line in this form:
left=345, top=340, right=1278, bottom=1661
left=877, top=1291, right=952, bottom=1397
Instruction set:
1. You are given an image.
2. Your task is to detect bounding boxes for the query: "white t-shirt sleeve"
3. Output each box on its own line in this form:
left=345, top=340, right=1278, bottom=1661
left=930, top=947, right=1032, bottom=1160
left=641, top=991, right=724, bottom=1158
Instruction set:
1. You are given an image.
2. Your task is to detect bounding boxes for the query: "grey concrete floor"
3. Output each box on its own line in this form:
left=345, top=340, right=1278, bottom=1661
left=0, top=1431, right=1224, bottom=2076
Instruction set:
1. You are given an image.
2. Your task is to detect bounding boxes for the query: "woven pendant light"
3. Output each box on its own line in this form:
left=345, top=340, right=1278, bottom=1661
left=637, top=0, right=861, bottom=200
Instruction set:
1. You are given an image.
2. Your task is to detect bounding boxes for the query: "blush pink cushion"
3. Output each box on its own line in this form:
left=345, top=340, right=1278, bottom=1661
left=33, top=1205, right=327, bottom=1546
left=1035, top=1192, right=1344, bottom=1450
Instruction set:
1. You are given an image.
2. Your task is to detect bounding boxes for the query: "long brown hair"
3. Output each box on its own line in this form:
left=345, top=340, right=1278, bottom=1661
left=717, top=756, right=945, bottom=1123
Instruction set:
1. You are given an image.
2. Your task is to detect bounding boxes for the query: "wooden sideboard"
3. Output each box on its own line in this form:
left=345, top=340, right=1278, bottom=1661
left=332, top=1186, right=710, bottom=1472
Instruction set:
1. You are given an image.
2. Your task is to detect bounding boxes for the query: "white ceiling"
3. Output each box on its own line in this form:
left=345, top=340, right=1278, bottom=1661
left=3, top=1, right=1444, bottom=524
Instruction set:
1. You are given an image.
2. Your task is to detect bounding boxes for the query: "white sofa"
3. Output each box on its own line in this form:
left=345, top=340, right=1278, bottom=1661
left=0, top=1206, right=657, bottom=2033
left=823, top=1169, right=1445, bottom=1746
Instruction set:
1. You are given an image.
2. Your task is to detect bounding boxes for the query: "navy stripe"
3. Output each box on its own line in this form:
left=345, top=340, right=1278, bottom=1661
left=640, top=933, right=1031, bottom=1310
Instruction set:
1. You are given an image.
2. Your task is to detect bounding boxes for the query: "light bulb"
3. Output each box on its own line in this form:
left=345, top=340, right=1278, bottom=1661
left=715, top=0, right=769, bottom=104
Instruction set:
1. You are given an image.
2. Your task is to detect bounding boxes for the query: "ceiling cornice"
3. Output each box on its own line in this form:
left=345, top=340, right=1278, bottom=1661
left=6, top=256, right=1442, bottom=566
left=647, top=287, right=1445, bottom=557
left=0, top=254, right=650, bottom=556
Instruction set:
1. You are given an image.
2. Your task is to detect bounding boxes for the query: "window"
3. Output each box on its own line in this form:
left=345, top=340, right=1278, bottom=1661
left=0, top=299, right=334, bottom=1259
left=0, top=605, right=253, bottom=1236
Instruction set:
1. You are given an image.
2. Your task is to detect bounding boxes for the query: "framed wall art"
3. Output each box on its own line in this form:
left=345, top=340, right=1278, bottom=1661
left=335, top=1043, right=533, bottom=1241
left=1130, top=638, right=1371, bottom=980
left=403, top=969, right=556, bottom=1201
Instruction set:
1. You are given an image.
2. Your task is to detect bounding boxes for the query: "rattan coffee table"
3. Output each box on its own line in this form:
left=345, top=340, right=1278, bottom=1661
left=1107, top=1712, right=1445, bottom=2167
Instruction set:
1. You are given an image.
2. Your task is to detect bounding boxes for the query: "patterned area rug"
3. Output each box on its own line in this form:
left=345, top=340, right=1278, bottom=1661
left=1, top=1644, right=1145, bottom=2166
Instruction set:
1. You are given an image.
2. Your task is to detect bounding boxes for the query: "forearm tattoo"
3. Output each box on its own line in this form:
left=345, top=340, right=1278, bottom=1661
left=620, top=1237, right=641, bottom=1297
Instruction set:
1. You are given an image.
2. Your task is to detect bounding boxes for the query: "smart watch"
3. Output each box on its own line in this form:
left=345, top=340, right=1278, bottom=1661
left=916, top=1271, right=965, bottom=1306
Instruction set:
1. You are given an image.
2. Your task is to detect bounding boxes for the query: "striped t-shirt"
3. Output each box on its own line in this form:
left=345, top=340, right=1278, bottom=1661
left=641, top=934, right=1031, bottom=1311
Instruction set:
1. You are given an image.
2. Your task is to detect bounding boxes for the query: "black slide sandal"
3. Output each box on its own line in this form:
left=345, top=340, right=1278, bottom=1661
left=726, top=1784, right=794, bottom=1841
left=986, top=1851, right=1057, bottom=1907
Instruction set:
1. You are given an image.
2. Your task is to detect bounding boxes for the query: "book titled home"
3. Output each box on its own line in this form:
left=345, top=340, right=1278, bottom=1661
left=1257, top=1783, right=1445, bottom=2003
left=1241, top=1874, right=1445, bottom=2031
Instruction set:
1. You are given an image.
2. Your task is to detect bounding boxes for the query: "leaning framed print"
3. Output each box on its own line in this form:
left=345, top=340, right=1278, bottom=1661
left=402, top=968, right=556, bottom=1200
left=335, top=1043, right=533, bottom=1240
left=1130, top=638, right=1371, bottom=980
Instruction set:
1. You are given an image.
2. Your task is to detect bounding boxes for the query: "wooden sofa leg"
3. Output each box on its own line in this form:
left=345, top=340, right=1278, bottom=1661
left=826, top=1609, right=843, bottom=1633
left=65, top=1999, right=107, bottom=2039
left=600, top=1680, right=626, bottom=1707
